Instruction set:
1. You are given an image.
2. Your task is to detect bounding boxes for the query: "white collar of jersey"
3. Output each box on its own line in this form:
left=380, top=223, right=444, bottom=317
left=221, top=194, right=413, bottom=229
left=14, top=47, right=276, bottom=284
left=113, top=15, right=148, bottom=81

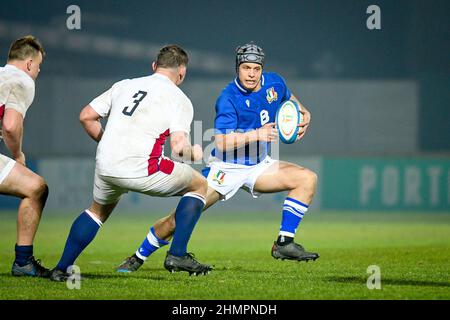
left=234, top=74, right=265, bottom=93
left=152, top=72, right=172, bottom=82
left=4, top=64, right=34, bottom=82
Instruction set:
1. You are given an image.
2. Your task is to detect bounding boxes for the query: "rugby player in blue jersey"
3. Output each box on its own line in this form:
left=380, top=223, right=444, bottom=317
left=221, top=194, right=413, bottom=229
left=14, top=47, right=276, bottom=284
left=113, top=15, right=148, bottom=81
left=117, top=43, right=319, bottom=273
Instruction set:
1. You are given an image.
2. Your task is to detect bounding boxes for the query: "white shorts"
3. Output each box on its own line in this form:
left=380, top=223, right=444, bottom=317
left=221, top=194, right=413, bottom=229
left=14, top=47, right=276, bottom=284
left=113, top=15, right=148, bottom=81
left=205, top=156, right=277, bottom=201
left=0, top=153, right=15, bottom=185
left=93, top=161, right=193, bottom=205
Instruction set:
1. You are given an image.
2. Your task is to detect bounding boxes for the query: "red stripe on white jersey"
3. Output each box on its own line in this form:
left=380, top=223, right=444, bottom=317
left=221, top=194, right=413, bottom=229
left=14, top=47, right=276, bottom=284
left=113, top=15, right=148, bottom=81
left=147, top=129, right=175, bottom=175
left=0, top=104, right=4, bottom=121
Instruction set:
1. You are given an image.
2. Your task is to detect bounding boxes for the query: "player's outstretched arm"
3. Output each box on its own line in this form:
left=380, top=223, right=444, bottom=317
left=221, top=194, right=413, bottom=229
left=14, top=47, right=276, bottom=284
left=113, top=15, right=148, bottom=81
left=170, top=131, right=203, bottom=162
left=79, top=104, right=104, bottom=142
left=2, top=108, right=25, bottom=165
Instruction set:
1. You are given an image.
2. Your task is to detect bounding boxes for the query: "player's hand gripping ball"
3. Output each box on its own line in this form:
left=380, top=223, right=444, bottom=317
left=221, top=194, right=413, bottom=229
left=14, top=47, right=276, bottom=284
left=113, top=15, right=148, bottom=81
left=275, top=100, right=302, bottom=144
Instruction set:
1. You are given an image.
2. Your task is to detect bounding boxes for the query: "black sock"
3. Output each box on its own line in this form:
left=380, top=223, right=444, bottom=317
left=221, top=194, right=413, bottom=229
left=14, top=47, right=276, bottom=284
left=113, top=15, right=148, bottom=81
left=277, top=235, right=293, bottom=246
left=132, top=253, right=144, bottom=263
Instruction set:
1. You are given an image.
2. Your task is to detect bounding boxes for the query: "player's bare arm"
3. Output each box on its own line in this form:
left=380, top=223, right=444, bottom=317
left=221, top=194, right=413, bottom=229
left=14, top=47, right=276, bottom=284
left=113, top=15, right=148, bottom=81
left=2, top=108, right=25, bottom=165
left=170, top=131, right=203, bottom=162
left=79, top=104, right=104, bottom=142
left=214, top=123, right=278, bottom=152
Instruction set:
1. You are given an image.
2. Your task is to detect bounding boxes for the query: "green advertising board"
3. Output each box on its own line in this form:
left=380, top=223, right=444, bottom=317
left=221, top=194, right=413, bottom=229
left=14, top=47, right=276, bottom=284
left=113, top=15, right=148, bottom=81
left=322, top=157, right=450, bottom=211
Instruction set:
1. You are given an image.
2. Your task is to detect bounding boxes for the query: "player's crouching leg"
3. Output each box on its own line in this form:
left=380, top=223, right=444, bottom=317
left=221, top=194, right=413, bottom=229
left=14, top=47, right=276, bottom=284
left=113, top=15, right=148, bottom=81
left=11, top=173, right=50, bottom=278
left=164, top=169, right=213, bottom=275
left=271, top=164, right=319, bottom=262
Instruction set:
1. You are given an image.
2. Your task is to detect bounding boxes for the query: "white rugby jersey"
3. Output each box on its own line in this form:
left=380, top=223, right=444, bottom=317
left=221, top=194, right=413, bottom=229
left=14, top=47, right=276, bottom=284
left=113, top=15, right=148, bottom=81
left=0, top=64, right=35, bottom=140
left=90, top=73, right=194, bottom=178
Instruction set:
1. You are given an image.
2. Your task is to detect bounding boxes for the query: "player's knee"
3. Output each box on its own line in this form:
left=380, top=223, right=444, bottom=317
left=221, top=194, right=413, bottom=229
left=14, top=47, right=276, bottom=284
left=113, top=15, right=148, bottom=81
left=197, top=178, right=208, bottom=197
left=189, top=172, right=208, bottom=197
left=40, top=183, right=49, bottom=205
left=303, top=170, right=318, bottom=194
left=291, top=168, right=317, bottom=193
left=30, top=176, right=49, bottom=203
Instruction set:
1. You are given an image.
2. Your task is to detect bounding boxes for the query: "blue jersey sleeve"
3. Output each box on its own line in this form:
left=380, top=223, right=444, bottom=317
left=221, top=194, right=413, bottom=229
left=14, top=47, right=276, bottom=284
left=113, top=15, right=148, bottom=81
left=214, top=95, right=238, bottom=134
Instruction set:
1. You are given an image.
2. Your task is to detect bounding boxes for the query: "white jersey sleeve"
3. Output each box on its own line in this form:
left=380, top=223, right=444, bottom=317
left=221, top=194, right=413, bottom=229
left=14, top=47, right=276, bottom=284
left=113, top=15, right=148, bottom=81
left=6, top=80, right=34, bottom=117
left=89, top=80, right=130, bottom=117
left=89, top=87, right=113, bottom=117
left=169, top=97, right=193, bottom=134
left=0, top=65, right=35, bottom=118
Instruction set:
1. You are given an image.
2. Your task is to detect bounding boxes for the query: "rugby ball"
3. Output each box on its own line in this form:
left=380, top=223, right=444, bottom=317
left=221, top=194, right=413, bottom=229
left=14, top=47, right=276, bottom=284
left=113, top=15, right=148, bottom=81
left=276, top=100, right=302, bottom=144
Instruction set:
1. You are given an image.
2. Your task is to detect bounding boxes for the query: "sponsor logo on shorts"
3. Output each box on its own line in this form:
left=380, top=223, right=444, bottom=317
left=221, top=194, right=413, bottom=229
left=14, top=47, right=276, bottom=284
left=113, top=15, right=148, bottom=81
left=213, top=170, right=226, bottom=185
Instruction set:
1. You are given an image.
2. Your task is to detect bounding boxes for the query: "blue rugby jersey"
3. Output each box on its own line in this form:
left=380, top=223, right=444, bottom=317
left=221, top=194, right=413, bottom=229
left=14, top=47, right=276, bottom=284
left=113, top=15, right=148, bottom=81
left=211, top=72, right=292, bottom=165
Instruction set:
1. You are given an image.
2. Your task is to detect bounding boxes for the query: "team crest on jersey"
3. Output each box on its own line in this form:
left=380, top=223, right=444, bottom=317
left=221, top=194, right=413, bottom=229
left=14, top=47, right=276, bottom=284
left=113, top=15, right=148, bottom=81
left=266, top=87, right=278, bottom=103
left=212, top=170, right=226, bottom=185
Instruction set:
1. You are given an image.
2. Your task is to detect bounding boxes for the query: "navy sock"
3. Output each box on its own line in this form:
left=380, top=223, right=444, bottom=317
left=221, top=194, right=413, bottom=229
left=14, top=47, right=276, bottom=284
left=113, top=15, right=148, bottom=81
left=14, top=244, right=33, bottom=266
left=56, top=210, right=102, bottom=272
left=169, top=194, right=205, bottom=257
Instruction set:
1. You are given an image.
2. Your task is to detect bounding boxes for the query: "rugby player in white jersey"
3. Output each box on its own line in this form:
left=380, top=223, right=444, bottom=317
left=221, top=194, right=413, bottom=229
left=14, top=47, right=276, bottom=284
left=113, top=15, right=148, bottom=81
left=0, top=35, right=50, bottom=278
left=49, top=45, right=212, bottom=281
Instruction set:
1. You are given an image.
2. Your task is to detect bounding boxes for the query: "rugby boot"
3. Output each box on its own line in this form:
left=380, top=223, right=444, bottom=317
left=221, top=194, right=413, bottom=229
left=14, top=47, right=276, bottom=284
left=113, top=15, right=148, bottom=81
left=116, top=254, right=144, bottom=273
left=271, top=241, right=319, bottom=262
left=49, top=268, right=71, bottom=282
left=164, top=252, right=213, bottom=276
left=11, top=256, right=51, bottom=278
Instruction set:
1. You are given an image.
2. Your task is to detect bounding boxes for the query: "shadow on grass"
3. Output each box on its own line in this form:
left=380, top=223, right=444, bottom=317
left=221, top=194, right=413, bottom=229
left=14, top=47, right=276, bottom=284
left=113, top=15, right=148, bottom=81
left=327, top=276, right=450, bottom=288
left=82, top=270, right=217, bottom=281
left=81, top=273, right=176, bottom=281
left=0, top=272, right=189, bottom=282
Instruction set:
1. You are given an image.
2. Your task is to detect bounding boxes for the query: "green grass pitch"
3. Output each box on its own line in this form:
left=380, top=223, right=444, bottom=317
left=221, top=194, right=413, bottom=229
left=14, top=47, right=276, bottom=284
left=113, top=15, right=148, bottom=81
left=0, top=210, right=449, bottom=300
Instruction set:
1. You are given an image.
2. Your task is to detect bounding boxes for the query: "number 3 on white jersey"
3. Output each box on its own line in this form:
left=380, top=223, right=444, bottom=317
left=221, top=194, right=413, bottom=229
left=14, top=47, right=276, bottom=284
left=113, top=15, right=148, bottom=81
left=260, top=109, right=269, bottom=125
